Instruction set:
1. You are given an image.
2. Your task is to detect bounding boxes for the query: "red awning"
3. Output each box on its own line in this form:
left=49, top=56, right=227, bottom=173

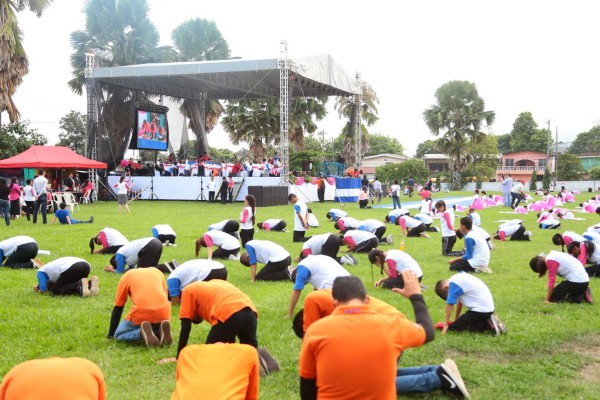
left=0, top=146, right=107, bottom=169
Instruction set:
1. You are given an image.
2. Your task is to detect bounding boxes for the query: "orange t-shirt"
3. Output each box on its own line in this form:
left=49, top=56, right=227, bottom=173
left=179, top=280, right=257, bottom=325
left=114, top=268, right=171, bottom=325
left=302, top=289, right=406, bottom=333
left=0, top=357, right=106, bottom=400
left=299, top=304, right=426, bottom=400
left=171, top=344, right=259, bottom=400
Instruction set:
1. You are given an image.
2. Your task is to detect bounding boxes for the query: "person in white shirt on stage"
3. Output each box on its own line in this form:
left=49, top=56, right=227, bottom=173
left=152, top=224, right=177, bottom=246
left=208, top=176, right=216, bottom=203
left=257, top=219, right=287, bottom=232
left=196, top=230, right=241, bottom=260
left=0, top=236, right=38, bottom=269
left=104, top=237, right=164, bottom=274
left=240, top=240, right=291, bottom=282
left=90, top=227, right=128, bottom=254
left=167, top=259, right=227, bottom=304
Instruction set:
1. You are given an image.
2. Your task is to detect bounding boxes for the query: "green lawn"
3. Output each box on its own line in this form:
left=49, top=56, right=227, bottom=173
left=1, top=192, right=600, bottom=399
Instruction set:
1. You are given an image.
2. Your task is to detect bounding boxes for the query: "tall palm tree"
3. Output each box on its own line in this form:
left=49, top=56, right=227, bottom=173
left=289, top=96, right=328, bottom=151
left=68, top=0, right=175, bottom=170
left=423, top=80, right=495, bottom=190
left=171, top=18, right=230, bottom=157
left=0, top=0, right=53, bottom=125
left=334, top=80, right=379, bottom=166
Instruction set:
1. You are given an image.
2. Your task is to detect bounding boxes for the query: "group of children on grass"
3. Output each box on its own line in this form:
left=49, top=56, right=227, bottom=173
left=1, top=188, right=598, bottom=399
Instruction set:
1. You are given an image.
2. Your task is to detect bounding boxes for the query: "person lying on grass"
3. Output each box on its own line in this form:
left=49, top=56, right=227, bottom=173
left=51, top=202, right=93, bottom=225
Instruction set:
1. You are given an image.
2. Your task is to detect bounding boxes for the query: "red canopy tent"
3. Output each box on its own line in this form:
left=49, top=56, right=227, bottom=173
left=0, top=146, right=107, bottom=169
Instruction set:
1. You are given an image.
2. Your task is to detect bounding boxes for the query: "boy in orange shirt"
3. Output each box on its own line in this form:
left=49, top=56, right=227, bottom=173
left=0, top=357, right=106, bottom=400
left=171, top=343, right=259, bottom=400
left=107, top=268, right=172, bottom=347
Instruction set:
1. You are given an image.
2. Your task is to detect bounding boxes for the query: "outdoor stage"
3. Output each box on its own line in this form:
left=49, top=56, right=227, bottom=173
left=107, top=176, right=341, bottom=202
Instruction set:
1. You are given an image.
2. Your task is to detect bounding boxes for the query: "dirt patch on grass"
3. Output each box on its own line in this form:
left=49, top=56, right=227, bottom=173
left=581, top=363, right=600, bottom=383
left=565, top=333, right=600, bottom=382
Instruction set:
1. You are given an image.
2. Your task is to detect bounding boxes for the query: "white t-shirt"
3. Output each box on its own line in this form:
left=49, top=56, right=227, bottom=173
left=302, top=233, right=334, bottom=254
left=390, top=184, right=401, bottom=196
left=385, top=249, right=423, bottom=278
left=152, top=224, right=176, bottom=236
left=399, top=215, right=422, bottom=229
left=359, top=219, right=384, bottom=232
left=116, top=238, right=155, bottom=265
left=23, top=185, right=36, bottom=201
left=240, top=206, right=254, bottom=230
left=338, top=216, right=361, bottom=230
left=472, top=225, right=491, bottom=240
left=447, top=272, right=495, bottom=313
left=420, top=199, right=432, bottom=215
left=167, top=260, right=225, bottom=289
left=546, top=250, right=589, bottom=284
left=511, top=183, right=523, bottom=194
left=116, top=181, right=128, bottom=195
left=328, top=208, right=348, bottom=219
left=262, top=219, right=282, bottom=229
left=344, top=229, right=376, bottom=244
left=307, top=213, right=319, bottom=227
left=497, top=223, right=521, bottom=237
left=208, top=179, right=216, bottom=191
left=0, top=236, right=36, bottom=257
left=439, top=210, right=456, bottom=237
left=33, top=175, right=48, bottom=196
left=464, top=230, right=490, bottom=267
left=414, top=213, right=433, bottom=225
left=469, top=212, right=481, bottom=226
left=245, top=240, right=289, bottom=264
left=39, top=257, right=88, bottom=283
left=100, top=228, right=128, bottom=247
left=584, top=231, right=600, bottom=247
left=208, top=220, right=232, bottom=231
left=294, top=255, right=350, bottom=290
left=203, top=230, right=240, bottom=250
left=293, top=200, right=308, bottom=231
left=389, top=208, right=410, bottom=218
left=563, top=231, right=586, bottom=244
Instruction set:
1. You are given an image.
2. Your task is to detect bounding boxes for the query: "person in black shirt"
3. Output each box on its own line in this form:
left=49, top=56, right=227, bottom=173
left=0, top=179, right=10, bottom=226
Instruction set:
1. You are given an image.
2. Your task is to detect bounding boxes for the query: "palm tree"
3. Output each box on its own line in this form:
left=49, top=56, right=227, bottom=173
left=171, top=18, right=230, bottom=157
left=68, top=0, right=175, bottom=170
left=289, top=96, right=328, bottom=151
left=334, top=80, right=379, bottom=166
left=0, top=0, right=53, bottom=125
left=423, top=80, right=495, bottom=190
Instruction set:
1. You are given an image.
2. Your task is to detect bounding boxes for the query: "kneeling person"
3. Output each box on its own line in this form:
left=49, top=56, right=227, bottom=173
left=368, top=249, right=423, bottom=289
left=167, top=259, right=228, bottom=305
left=0, top=235, right=38, bottom=269
left=104, top=237, right=164, bottom=273
left=152, top=224, right=177, bottom=246
left=35, top=257, right=99, bottom=297
left=240, top=240, right=291, bottom=282
left=448, top=217, right=491, bottom=274
left=257, top=219, right=287, bottom=232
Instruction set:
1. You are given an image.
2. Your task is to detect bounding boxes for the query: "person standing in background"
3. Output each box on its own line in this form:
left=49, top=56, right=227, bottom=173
left=289, top=194, right=310, bottom=242
left=373, top=177, right=382, bottom=205
left=22, top=179, right=36, bottom=221
left=8, top=177, right=21, bottom=220
left=228, top=177, right=235, bottom=203
left=64, top=173, right=75, bottom=191
left=219, top=178, right=228, bottom=205
left=32, top=169, right=48, bottom=224
left=208, top=176, right=216, bottom=203
left=390, top=179, right=401, bottom=209
left=113, top=176, right=131, bottom=214
left=317, top=174, right=326, bottom=203
left=501, top=174, right=513, bottom=207
left=0, top=179, right=11, bottom=226
left=239, top=195, right=256, bottom=247
left=407, top=176, right=416, bottom=197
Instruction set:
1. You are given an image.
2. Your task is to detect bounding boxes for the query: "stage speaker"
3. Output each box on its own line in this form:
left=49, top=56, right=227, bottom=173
left=248, top=186, right=264, bottom=207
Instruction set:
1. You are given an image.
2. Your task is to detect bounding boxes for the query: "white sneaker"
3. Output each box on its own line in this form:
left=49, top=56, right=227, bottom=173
left=228, top=254, right=241, bottom=261
left=525, top=230, right=533, bottom=237
left=386, top=235, right=394, bottom=245
left=475, top=266, right=493, bottom=274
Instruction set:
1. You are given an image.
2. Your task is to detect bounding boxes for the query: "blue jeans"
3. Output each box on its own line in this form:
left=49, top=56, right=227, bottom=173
left=114, top=319, right=141, bottom=342
left=503, top=191, right=511, bottom=206
left=0, top=199, right=9, bottom=225
left=392, top=195, right=401, bottom=209
left=396, top=365, right=441, bottom=393
left=33, top=194, right=47, bottom=224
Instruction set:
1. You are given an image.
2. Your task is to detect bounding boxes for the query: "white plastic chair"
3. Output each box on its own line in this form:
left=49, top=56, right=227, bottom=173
left=79, top=190, right=91, bottom=204
left=62, top=192, right=79, bottom=212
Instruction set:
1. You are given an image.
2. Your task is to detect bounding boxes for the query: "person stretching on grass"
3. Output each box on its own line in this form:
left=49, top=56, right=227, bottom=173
left=89, top=227, right=128, bottom=255
left=107, top=268, right=172, bottom=347
left=529, top=251, right=592, bottom=303
left=456, top=224, right=494, bottom=250
left=286, top=254, right=350, bottom=319
left=551, top=231, right=586, bottom=251
left=299, top=274, right=471, bottom=399
left=51, top=202, right=94, bottom=225
left=104, top=237, right=164, bottom=273
left=434, top=272, right=506, bottom=336
left=240, top=239, right=292, bottom=282
left=152, top=224, right=177, bottom=246
left=326, top=208, right=347, bottom=221
left=385, top=207, right=411, bottom=224
left=34, top=257, right=99, bottom=298
left=289, top=193, right=310, bottom=242
left=195, top=230, right=241, bottom=260
left=333, top=216, right=362, bottom=233
left=566, top=242, right=600, bottom=277
left=396, top=214, right=430, bottom=238
left=297, top=232, right=357, bottom=266
left=358, top=219, right=394, bottom=244
left=493, top=220, right=532, bottom=241
left=448, top=217, right=492, bottom=274
left=0, top=236, right=38, bottom=269
left=368, top=248, right=423, bottom=289
left=208, top=219, right=240, bottom=238
left=340, top=229, right=379, bottom=253
left=257, top=219, right=287, bottom=232
left=167, top=259, right=227, bottom=305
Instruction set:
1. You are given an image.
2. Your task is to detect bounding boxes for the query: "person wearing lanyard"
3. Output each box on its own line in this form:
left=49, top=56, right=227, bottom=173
left=32, top=168, right=49, bottom=224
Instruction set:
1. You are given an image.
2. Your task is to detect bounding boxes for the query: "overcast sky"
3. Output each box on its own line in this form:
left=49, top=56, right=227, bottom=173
left=5, top=0, right=600, bottom=157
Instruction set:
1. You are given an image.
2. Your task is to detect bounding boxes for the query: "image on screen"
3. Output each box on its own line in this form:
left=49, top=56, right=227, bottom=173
left=135, top=109, right=169, bottom=151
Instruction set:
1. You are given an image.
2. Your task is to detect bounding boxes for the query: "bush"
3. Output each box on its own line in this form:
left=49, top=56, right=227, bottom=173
left=375, top=160, right=429, bottom=185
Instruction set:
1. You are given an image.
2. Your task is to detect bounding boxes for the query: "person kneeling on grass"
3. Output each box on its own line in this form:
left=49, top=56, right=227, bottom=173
left=529, top=251, right=592, bottom=303
left=152, top=224, right=177, bottom=246
left=240, top=240, right=291, bottom=282
left=208, top=219, right=240, bottom=239
left=368, top=248, right=424, bottom=289
left=567, top=241, right=600, bottom=277
left=51, top=202, right=93, bottom=225
left=448, top=217, right=492, bottom=274
left=434, top=272, right=506, bottom=336
left=34, top=257, right=99, bottom=298
left=493, top=220, right=532, bottom=241
left=195, top=230, right=241, bottom=260
left=326, top=208, right=347, bottom=221
left=537, top=212, right=561, bottom=230
left=297, top=233, right=357, bottom=266
left=90, top=227, right=128, bottom=255
left=167, top=259, right=227, bottom=305
left=333, top=216, right=361, bottom=233
left=456, top=224, right=494, bottom=250
left=340, top=229, right=379, bottom=253
left=107, top=268, right=172, bottom=347
left=396, top=214, right=430, bottom=238
left=104, top=237, right=165, bottom=273
left=257, top=219, right=287, bottom=232
left=358, top=219, right=394, bottom=244
left=0, top=235, right=38, bottom=269
left=0, top=357, right=106, bottom=400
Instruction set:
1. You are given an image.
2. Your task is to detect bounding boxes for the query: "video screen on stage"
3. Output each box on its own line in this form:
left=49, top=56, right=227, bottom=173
left=131, top=108, right=169, bottom=151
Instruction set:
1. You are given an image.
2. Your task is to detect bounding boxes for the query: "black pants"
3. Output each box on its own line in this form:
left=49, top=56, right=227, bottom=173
left=51, top=262, right=90, bottom=296
left=442, top=236, right=462, bottom=256
left=381, top=275, right=422, bottom=290
left=213, top=246, right=240, bottom=259
left=205, top=267, right=228, bottom=281
left=240, top=228, right=254, bottom=248
left=256, top=256, right=291, bottom=281
left=221, top=220, right=240, bottom=235
left=24, top=201, right=34, bottom=221
left=220, top=190, right=227, bottom=204
left=294, top=230, right=310, bottom=243
left=550, top=281, right=589, bottom=303
left=3, top=242, right=39, bottom=268
left=586, top=265, right=600, bottom=277
left=318, top=188, right=325, bottom=203
left=137, top=238, right=163, bottom=267
left=407, top=223, right=426, bottom=237
left=359, top=199, right=368, bottom=208
left=353, top=237, right=379, bottom=253
left=425, top=223, right=438, bottom=232
left=373, top=226, right=387, bottom=241
left=449, top=259, right=475, bottom=273
left=510, top=225, right=529, bottom=241
left=157, top=234, right=176, bottom=244
left=97, top=245, right=123, bottom=255
left=269, top=220, right=287, bottom=231
left=33, top=193, right=47, bottom=224
left=209, top=191, right=215, bottom=203
left=228, top=189, right=234, bottom=203
left=448, top=310, right=493, bottom=333
left=510, top=192, right=522, bottom=208
left=206, top=307, right=258, bottom=347
left=321, top=235, right=341, bottom=261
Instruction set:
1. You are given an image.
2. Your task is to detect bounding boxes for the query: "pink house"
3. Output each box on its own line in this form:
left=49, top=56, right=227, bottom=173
left=496, top=151, right=554, bottom=183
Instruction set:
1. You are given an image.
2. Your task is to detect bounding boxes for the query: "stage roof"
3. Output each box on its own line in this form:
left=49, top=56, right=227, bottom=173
left=92, top=55, right=360, bottom=101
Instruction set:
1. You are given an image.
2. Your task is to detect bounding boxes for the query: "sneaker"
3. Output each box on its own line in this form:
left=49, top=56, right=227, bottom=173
left=258, top=348, right=280, bottom=374
left=140, top=321, right=160, bottom=347
left=386, top=234, right=394, bottom=245
left=340, top=255, right=351, bottom=265
left=347, top=254, right=358, bottom=265
left=288, top=265, right=296, bottom=280
left=228, top=254, right=241, bottom=261
left=489, top=313, right=507, bottom=336
left=89, top=276, right=100, bottom=296
left=282, top=228, right=289, bottom=233
left=163, top=240, right=170, bottom=246
left=159, top=320, right=173, bottom=346
left=525, top=230, right=533, bottom=237
left=258, top=355, right=269, bottom=377
left=585, top=287, right=593, bottom=304
left=475, top=266, right=493, bottom=274
left=80, top=278, right=91, bottom=298
left=438, top=359, right=470, bottom=398
left=88, top=216, right=94, bottom=223
left=31, top=258, right=44, bottom=269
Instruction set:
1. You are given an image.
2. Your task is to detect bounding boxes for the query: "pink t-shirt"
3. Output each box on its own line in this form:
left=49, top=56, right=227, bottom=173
left=8, top=184, right=21, bottom=201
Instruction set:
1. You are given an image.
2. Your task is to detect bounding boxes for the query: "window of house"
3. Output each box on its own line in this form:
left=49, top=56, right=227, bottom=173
left=505, top=159, right=514, bottom=167
left=538, top=159, right=547, bottom=167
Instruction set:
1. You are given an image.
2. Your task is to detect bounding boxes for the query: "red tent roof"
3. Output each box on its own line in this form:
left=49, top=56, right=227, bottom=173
left=0, top=146, right=107, bottom=169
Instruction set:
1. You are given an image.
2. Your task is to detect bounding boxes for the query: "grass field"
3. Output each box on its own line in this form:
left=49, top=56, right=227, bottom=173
left=1, top=192, right=600, bottom=399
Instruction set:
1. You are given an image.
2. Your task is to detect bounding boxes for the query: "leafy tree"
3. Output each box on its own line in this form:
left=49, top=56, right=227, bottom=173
left=0, top=0, right=53, bottom=124
left=423, top=80, right=495, bottom=190
left=415, top=140, right=438, bottom=158
left=496, top=133, right=512, bottom=154
left=209, top=147, right=236, bottom=162
left=335, top=80, right=379, bottom=166
left=375, top=159, right=429, bottom=185
left=568, top=126, right=600, bottom=154
left=365, top=133, right=403, bottom=156
left=509, top=112, right=551, bottom=153
left=56, top=111, right=86, bottom=155
left=589, top=166, right=600, bottom=181
left=0, top=120, right=48, bottom=158
left=463, top=134, right=499, bottom=180
left=556, top=153, right=583, bottom=180
left=542, top=168, right=551, bottom=190
left=529, top=169, right=538, bottom=191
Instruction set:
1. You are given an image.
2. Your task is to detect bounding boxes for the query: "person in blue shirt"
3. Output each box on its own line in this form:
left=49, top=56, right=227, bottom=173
left=51, top=202, right=93, bottom=225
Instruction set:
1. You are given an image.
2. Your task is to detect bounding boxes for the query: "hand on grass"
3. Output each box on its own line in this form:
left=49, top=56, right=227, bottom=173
left=104, top=265, right=116, bottom=273
left=158, top=358, right=177, bottom=364
left=441, top=324, right=449, bottom=334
